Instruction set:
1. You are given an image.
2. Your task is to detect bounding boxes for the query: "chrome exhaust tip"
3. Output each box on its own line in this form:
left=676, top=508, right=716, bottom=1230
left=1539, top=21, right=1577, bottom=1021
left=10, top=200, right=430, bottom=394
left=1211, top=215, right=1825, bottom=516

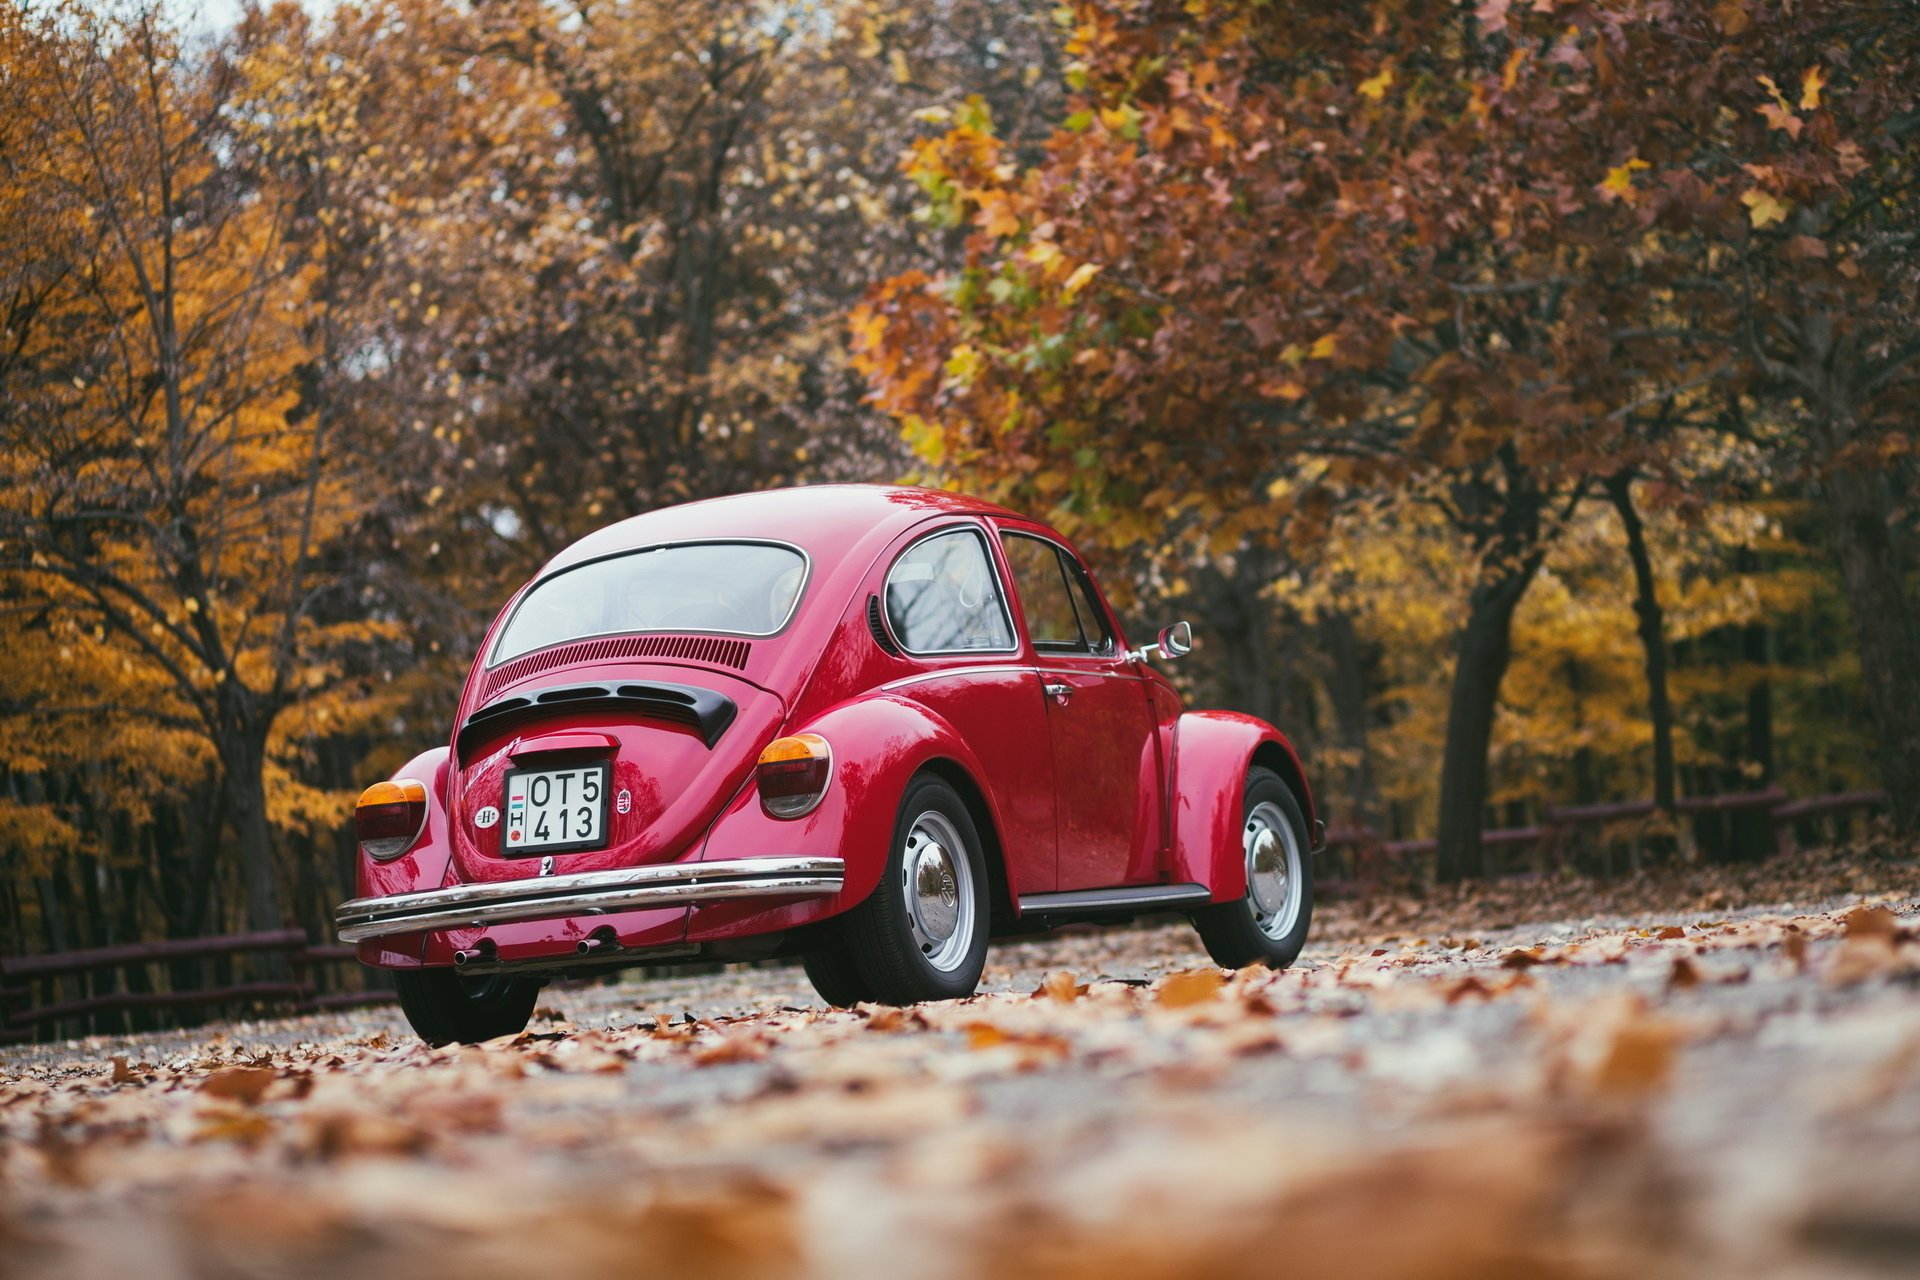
left=453, top=939, right=496, bottom=966
left=576, top=927, right=620, bottom=956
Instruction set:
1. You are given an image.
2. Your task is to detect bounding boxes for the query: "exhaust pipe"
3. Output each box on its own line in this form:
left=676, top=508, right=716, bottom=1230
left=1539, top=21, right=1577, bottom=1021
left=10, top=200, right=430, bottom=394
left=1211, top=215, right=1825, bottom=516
left=576, top=926, right=621, bottom=957
left=453, top=939, right=497, bottom=967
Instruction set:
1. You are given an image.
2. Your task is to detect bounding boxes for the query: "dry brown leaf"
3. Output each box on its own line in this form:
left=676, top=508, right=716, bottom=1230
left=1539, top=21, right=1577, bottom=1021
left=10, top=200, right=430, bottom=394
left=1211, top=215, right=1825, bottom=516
left=1592, top=1016, right=1681, bottom=1098
left=1826, top=937, right=1901, bottom=986
left=301, top=1109, right=429, bottom=1160
left=109, top=1056, right=134, bottom=1085
left=1157, top=969, right=1225, bottom=1008
left=964, top=1021, right=1010, bottom=1050
left=694, top=1036, right=770, bottom=1066
left=1668, top=957, right=1701, bottom=991
left=1656, top=926, right=1687, bottom=940
left=1037, top=970, right=1083, bottom=1002
left=1444, top=974, right=1494, bottom=1004
left=192, top=1109, right=275, bottom=1147
left=1500, top=948, right=1545, bottom=968
left=862, top=1006, right=907, bottom=1032
left=198, top=1066, right=278, bottom=1105
left=1843, top=906, right=1898, bottom=940
left=407, top=1091, right=505, bottom=1135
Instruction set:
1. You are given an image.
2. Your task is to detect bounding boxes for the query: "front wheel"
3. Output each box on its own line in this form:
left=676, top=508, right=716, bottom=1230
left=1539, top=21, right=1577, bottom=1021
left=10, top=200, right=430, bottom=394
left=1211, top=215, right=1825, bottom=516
left=834, top=774, right=990, bottom=1004
left=1190, top=766, right=1314, bottom=970
left=393, top=967, right=541, bottom=1046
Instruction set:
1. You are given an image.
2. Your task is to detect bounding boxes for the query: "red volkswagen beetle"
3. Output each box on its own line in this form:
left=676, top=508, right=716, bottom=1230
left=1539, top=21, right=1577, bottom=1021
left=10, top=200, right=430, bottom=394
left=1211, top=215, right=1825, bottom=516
left=338, top=486, right=1322, bottom=1044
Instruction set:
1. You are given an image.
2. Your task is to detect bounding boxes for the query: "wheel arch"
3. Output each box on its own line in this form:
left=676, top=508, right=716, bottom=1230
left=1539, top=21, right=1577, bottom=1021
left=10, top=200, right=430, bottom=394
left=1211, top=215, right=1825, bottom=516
left=914, top=756, right=1016, bottom=933
left=1168, top=711, right=1318, bottom=903
left=1250, top=739, right=1317, bottom=832
left=694, top=694, right=1022, bottom=937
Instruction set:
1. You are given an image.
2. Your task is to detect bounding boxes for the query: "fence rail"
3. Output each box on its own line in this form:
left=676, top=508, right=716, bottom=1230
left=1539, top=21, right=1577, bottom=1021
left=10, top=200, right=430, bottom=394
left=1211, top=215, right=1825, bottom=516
left=0, top=786, right=1893, bottom=1044
left=0, top=928, right=388, bottom=1045
left=1320, top=787, right=1888, bottom=893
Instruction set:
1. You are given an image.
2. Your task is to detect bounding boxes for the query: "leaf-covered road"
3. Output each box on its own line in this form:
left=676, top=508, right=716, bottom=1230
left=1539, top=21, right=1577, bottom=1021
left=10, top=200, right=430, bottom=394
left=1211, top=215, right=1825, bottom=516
left=5, top=886, right=1919, bottom=1280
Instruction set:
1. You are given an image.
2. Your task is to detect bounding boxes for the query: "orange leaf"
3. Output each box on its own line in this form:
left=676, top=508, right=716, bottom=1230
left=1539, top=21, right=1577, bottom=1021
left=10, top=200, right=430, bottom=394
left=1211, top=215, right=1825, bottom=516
left=1800, top=65, right=1827, bottom=111
left=1157, top=969, right=1224, bottom=1008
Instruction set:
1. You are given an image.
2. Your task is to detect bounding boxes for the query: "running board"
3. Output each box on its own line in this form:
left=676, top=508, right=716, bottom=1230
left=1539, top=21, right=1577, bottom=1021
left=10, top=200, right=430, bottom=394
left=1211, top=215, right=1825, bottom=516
left=1017, top=883, right=1213, bottom=917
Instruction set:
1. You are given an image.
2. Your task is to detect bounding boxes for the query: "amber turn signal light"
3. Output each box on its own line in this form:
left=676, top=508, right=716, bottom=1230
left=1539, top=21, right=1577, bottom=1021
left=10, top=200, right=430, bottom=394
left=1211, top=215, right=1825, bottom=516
left=756, top=733, right=831, bottom=819
left=356, top=778, right=429, bottom=861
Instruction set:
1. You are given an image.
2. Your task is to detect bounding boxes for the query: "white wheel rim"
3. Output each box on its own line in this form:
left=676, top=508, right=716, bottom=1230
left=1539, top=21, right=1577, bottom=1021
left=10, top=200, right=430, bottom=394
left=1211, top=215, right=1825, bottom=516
left=1245, top=800, right=1303, bottom=941
left=901, top=810, right=975, bottom=973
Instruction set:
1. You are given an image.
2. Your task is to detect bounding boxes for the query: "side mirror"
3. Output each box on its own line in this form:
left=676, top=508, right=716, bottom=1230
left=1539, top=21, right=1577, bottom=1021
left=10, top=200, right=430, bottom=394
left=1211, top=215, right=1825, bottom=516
left=1129, top=620, right=1194, bottom=663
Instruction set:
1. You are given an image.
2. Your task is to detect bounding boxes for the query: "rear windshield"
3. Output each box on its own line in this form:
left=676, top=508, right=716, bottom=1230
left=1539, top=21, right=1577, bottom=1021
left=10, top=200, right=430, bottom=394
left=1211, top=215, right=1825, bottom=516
left=490, top=542, right=807, bottom=665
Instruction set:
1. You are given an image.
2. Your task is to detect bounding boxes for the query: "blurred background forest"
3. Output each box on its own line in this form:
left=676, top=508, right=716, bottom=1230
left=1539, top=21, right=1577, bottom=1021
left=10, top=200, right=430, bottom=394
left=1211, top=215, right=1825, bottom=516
left=1, top=0, right=1915, bottom=958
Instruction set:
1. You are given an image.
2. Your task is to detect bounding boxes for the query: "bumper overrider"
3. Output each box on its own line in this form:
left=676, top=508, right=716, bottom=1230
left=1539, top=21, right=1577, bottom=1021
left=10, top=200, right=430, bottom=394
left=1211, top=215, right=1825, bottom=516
left=335, top=857, right=844, bottom=944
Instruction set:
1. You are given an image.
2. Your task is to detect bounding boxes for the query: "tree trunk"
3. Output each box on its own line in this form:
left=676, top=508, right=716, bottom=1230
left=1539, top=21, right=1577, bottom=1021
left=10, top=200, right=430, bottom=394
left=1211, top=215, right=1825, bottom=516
left=1826, top=464, right=1920, bottom=835
left=1435, top=556, right=1542, bottom=882
left=1320, top=609, right=1381, bottom=832
left=1605, top=473, right=1677, bottom=814
left=219, top=729, right=285, bottom=938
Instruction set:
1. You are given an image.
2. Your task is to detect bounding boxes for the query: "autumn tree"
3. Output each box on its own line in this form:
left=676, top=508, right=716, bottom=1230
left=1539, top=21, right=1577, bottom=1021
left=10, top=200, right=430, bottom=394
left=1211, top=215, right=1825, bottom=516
left=0, top=0, right=400, bottom=937
left=854, top=0, right=1920, bottom=874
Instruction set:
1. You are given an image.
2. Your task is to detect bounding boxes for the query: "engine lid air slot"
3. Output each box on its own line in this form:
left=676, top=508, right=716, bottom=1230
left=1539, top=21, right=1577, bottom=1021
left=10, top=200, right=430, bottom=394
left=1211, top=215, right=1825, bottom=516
left=456, top=680, right=738, bottom=759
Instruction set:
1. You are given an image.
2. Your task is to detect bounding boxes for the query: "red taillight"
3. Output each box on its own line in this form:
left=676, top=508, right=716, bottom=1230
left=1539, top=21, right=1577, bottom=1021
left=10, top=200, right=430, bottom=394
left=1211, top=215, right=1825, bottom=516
left=356, top=778, right=429, bottom=860
left=756, top=734, right=831, bottom=819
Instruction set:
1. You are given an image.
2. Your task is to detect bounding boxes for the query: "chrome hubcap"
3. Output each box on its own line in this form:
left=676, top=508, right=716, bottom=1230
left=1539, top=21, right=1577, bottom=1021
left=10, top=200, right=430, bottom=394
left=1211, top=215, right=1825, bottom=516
left=1245, top=801, right=1303, bottom=941
left=902, top=811, right=974, bottom=973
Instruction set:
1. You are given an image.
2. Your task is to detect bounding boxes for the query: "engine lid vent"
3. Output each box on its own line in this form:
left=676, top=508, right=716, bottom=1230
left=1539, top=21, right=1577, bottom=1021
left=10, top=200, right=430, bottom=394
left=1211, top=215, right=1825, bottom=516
left=482, top=633, right=751, bottom=700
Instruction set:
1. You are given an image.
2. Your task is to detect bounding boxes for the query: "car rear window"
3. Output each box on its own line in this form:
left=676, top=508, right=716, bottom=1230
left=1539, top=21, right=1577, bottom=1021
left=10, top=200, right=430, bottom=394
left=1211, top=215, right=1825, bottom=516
left=490, top=542, right=807, bottom=665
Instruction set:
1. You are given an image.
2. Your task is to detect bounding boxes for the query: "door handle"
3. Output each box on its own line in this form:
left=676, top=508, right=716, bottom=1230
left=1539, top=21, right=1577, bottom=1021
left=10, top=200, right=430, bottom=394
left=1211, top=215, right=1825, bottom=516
left=1042, top=681, right=1073, bottom=702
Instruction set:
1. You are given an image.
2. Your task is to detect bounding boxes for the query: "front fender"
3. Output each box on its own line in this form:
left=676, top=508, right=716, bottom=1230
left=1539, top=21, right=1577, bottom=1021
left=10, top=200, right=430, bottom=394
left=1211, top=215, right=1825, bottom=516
left=353, top=745, right=454, bottom=966
left=689, top=694, right=1008, bottom=943
left=1167, top=712, right=1317, bottom=903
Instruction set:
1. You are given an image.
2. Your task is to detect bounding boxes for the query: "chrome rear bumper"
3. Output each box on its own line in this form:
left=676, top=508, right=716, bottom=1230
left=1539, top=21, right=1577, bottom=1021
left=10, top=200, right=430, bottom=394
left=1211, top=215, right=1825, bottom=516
left=335, top=857, right=844, bottom=944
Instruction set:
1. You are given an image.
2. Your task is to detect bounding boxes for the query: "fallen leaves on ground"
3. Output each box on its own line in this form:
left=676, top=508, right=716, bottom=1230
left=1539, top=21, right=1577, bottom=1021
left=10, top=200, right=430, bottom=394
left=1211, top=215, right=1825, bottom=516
left=3, top=879, right=1919, bottom=1280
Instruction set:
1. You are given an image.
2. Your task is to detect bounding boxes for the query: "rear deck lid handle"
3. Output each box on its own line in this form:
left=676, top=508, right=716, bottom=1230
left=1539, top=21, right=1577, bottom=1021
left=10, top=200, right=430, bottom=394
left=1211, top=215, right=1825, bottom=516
left=456, top=680, right=738, bottom=759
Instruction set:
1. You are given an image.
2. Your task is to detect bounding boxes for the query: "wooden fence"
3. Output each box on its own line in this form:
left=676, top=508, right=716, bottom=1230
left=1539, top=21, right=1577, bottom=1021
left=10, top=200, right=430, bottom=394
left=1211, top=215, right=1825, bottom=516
left=1320, top=787, right=1889, bottom=892
left=0, top=929, right=390, bottom=1046
left=0, top=786, right=1892, bottom=1044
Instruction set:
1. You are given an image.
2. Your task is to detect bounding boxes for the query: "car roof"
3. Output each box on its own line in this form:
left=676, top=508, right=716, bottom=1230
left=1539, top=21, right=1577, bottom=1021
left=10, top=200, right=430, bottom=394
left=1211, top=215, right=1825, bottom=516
left=537, top=484, right=1028, bottom=579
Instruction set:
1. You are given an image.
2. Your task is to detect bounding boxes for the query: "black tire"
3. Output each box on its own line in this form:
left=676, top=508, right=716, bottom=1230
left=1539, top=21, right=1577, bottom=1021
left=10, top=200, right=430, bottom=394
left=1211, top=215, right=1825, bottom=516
left=801, top=944, right=872, bottom=1007
left=1190, top=766, right=1314, bottom=970
left=837, top=773, right=990, bottom=1004
left=393, top=967, right=541, bottom=1046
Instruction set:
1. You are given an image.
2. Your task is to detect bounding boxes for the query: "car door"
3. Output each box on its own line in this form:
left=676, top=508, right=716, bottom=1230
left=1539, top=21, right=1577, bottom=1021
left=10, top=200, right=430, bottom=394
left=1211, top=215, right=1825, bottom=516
left=997, top=528, right=1162, bottom=891
left=879, top=523, right=1061, bottom=897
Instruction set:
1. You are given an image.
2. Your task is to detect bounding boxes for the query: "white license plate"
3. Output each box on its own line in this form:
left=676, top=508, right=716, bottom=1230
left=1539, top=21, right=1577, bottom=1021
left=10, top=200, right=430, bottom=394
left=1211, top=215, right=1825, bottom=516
left=502, top=763, right=610, bottom=854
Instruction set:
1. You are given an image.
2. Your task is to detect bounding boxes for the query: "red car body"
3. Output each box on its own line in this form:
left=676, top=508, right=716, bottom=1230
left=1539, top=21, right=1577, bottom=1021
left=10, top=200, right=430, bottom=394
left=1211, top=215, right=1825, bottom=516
left=338, top=486, right=1318, bottom=1016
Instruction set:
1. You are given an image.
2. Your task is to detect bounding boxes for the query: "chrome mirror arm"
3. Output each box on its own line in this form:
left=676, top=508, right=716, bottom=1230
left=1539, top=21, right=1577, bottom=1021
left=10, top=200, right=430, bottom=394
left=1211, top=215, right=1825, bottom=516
left=1127, top=620, right=1194, bottom=664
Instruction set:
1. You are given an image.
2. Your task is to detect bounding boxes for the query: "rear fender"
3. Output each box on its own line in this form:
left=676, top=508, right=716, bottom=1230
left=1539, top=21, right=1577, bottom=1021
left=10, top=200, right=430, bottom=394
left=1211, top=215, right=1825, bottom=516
left=354, top=745, right=454, bottom=967
left=689, top=695, right=1010, bottom=943
left=1167, top=712, right=1317, bottom=903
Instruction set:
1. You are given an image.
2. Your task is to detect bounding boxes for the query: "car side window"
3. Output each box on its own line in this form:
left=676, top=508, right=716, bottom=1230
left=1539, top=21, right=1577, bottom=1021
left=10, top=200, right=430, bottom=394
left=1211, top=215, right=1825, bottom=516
left=1004, top=532, right=1108, bottom=654
left=1063, top=560, right=1116, bottom=655
left=884, top=528, right=1015, bottom=654
left=1002, top=533, right=1083, bottom=650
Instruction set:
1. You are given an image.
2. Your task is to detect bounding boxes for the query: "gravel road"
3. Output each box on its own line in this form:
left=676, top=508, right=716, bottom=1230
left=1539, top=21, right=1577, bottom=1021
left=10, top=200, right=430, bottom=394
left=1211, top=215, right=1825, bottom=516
left=4, top=887, right=1919, bottom=1280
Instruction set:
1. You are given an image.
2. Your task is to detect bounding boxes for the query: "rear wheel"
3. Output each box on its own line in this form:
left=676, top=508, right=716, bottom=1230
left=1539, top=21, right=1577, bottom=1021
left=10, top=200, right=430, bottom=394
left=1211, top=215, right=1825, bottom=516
left=801, top=943, right=872, bottom=1007
left=836, top=774, right=989, bottom=1004
left=394, top=967, right=541, bottom=1046
left=1190, top=766, right=1314, bottom=970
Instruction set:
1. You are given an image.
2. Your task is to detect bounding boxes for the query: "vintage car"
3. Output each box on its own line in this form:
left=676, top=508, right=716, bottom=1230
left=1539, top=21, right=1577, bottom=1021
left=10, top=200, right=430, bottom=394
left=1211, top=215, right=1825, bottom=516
left=337, top=485, right=1322, bottom=1044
